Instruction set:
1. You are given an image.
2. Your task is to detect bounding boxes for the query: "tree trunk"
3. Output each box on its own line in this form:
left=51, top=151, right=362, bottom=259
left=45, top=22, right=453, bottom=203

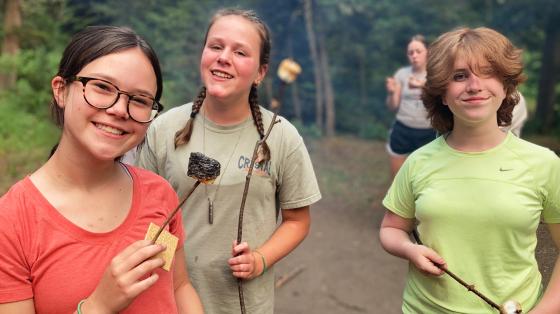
left=535, top=16, right=560, bottom=132
left=291, top=81, right=302, bottom=122
left=303, top=0, right=324, bottom=132
left=0, top=0, right=22, bottom=90
left=287, top=8, right=302, bottom=122
left=358, top=48, right=367, bottom=110
left=319, top=34, right=335, bottom=137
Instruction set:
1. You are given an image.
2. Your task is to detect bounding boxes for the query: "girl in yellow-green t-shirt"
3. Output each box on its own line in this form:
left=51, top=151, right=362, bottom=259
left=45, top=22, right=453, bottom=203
left=380, top=27, right=560, bottom=314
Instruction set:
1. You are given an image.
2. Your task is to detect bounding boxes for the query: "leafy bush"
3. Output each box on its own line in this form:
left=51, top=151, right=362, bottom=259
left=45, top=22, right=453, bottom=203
left=0, top=103, right=59, bottom=194
left=0, top=47, right=61, bottom=115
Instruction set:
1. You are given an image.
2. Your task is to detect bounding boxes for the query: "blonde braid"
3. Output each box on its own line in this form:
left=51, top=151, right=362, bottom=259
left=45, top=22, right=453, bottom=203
left=249, top=85, right=270, bottom=161
left=174, top=87, right=206, bottom=148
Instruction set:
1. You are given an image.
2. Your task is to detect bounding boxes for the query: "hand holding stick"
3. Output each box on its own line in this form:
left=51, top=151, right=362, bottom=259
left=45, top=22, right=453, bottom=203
left=412, top=229, right=522, bottom=314
left=151, top=152, right=220, bottom=243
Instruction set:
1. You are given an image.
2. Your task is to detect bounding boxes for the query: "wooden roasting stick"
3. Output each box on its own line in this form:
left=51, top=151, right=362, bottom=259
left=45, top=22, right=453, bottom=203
left=412, top=229, right=522, bottom=314
left=236, top=58, right=302, bottom=314
left=151, top=152, right=220, bottom=244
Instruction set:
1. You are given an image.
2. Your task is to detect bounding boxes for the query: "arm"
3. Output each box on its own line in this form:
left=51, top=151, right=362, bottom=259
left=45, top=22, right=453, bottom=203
left=173, top=247, right=203, bottom=314
left=385, top=77, right=401, bottom=111
left=529, top=223, right=560, bottom=313
left=379, top=210, right=445, bottom=276
left=229, top=206, right=310, bottom=279
left=0, top=299, right=35, bottom=314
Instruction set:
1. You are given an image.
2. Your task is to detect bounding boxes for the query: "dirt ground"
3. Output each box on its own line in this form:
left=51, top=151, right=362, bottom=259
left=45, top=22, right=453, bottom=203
left=273, top=137, right=558, bottom=314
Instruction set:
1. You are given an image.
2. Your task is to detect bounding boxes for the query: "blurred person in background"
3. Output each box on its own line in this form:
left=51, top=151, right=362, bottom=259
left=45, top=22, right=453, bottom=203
left=385, top=34, right=437, bottom=178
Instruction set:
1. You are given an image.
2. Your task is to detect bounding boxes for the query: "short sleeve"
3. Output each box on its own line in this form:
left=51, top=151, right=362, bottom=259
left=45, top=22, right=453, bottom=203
left=542, top=154, right=560, bottom=223
left=382, top=158, right=416, bottom=219
left=0, top=191, right=34, bottom=302
left=276, top=126, right=321, bottom=210
left=394, top=67, right=409, bottom=87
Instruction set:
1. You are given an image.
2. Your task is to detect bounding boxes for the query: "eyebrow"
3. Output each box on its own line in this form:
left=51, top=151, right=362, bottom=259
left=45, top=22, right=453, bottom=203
left=207, top=36, right=252, bottom=51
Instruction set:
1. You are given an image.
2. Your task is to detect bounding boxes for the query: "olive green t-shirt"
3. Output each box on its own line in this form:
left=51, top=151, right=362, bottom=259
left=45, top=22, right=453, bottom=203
left=137, top=103, right=321, bottom=314
left=383, top=133, right=560, bottom=313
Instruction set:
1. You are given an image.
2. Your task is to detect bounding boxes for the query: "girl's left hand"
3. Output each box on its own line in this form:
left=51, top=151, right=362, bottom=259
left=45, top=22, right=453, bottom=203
left=228, top=241, right=260, bottom=280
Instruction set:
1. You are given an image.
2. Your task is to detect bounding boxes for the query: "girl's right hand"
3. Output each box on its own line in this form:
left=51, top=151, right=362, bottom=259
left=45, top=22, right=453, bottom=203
left=405, top=242, right=446, bottom=276
left=81, top=240, right=166, bottom=314
left=386, top=77, right=397, bottom=93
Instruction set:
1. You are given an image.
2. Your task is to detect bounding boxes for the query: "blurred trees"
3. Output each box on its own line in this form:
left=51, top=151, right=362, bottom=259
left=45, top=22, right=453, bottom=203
left=0, top=0, right=558, bottom=137
left=0, top=0, right=21, bottom=90
left=0, top=0, right=68, bottom=115
left=535, top=5, right=560, bottom=132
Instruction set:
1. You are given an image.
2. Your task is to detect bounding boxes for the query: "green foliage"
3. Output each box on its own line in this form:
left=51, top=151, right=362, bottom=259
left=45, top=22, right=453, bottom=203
left=0, top=47, right=61, bottom=114
left=79, top=0, right=219, bottom=108
left=291, top=120, right=323, bottom=139
left=0, top=102, right=58, bottom=151
left=1, top=0, right=558, bottom=150
left=0, top=102, right=59, bottom=194
left=0, top=0, right=68, bottom=193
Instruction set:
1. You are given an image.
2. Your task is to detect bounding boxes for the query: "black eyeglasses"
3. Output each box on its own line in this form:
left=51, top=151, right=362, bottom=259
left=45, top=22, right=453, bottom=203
left=70, top=76, right=163, bottom=123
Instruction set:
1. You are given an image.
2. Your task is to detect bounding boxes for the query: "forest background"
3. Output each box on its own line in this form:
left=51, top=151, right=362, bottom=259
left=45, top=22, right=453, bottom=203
left=0, top=0, right=559, bottom=192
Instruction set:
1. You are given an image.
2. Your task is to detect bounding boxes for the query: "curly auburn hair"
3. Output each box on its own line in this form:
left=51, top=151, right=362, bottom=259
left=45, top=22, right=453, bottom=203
left=421, top=27, right=526, bottom=134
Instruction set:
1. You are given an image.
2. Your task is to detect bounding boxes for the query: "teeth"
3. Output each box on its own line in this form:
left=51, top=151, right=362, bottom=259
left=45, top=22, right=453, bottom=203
left=212, top=70, right=233, bottom=79
left=95, top=123, right=124, bottom=135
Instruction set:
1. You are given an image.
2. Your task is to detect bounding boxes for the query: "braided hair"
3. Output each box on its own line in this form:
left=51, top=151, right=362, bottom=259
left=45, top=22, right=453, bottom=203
left=174, top=9, right=272, bottom=161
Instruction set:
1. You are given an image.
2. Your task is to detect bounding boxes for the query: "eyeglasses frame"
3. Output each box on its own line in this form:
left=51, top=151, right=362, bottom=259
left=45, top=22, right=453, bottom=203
left=70, top=75, right=163, bottom=123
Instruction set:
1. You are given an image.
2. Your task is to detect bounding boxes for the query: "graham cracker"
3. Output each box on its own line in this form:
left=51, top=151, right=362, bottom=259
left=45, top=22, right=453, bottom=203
left=144, top=222, right=178, bottom=271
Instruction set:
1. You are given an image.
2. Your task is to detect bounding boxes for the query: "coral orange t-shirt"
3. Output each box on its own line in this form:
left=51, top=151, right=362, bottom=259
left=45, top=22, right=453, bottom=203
left=0, top=165, right=184, bottom=313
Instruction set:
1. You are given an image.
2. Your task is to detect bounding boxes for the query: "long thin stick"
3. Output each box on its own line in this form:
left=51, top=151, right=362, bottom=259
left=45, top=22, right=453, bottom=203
left=235, top=112, right=281, bottom=314
left=151, top=181, right=201, bottom=244
left=235, top=82, right=286, bottom=314
left=412, top=229, right=502, bottom=312
left=236, top=113, right=281, bottom=244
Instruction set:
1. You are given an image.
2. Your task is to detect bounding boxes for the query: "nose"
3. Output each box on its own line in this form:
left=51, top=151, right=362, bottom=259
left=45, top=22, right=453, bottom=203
left=217, top=49, right=232, bottom=65
left=105, top=94, right=130, bottom=119
left=466, top=73, right=482, bottom=93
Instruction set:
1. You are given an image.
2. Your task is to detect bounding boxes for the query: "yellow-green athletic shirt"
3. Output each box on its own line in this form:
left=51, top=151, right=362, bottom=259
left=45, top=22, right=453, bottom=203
left=383, top=132, right=560, bottom=313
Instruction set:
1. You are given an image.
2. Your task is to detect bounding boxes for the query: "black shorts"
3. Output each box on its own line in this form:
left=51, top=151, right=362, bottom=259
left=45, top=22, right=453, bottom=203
left=387, top=120, right=437, bottom=156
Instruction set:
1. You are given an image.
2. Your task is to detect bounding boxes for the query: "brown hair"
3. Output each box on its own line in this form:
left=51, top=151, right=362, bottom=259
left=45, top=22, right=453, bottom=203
left=421, top=27, right=526, bottom=133
left=410, top=34, right=427, bottom=48
left=52, top=26, right=163, bottom=128
left=49, top=26, right=162, bottom=157
left=174, top=9, right=272, bottom=160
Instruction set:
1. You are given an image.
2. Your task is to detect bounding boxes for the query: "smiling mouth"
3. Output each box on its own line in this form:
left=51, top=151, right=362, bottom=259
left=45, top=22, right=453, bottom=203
left=94, top=122, right=126, bottom=135
left=464, top=97, right=488, bottom=102
left=211, top=70, right=233, bottom=79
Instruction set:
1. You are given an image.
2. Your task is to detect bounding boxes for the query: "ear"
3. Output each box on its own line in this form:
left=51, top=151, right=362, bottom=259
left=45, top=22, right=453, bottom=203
left=51, top=76, right=67, bottom=108
left=255, top=64, right=268, bottom=86
left=441, top=95, right=448, bottom=107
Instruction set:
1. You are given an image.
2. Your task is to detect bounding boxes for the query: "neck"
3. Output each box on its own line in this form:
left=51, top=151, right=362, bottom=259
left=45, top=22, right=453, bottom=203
left=36, top=141, right=124, bottom=191
left=412, top=65, right=426, bottom=74
left=446, top=123, right=507, bottom=152
left=203, top=95, right=252, bottom=126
